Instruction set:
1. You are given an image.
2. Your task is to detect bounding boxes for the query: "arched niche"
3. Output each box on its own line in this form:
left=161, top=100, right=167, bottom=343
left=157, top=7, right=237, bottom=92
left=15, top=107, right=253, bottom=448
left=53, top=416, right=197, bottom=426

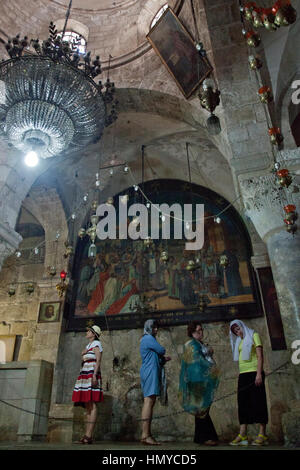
left=54, top=18, right=89, bottom=42
left=66, top=179, right=262, bottom=332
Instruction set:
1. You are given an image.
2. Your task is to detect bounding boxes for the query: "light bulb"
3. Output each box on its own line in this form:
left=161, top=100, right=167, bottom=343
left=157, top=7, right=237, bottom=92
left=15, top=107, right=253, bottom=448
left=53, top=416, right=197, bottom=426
left=24, top=151, right=39, bottom=167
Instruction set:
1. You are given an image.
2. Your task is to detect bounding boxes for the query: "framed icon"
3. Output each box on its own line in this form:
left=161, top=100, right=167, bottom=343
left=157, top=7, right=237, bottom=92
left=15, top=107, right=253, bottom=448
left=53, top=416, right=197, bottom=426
left=146, top=7, right=212, bottom=98
left=38, top=301, right=62, bottom=323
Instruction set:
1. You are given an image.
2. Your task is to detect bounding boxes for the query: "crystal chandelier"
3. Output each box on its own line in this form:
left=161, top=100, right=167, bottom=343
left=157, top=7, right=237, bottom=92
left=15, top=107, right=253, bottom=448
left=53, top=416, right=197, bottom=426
left=0, top=19, right=117, bottom=159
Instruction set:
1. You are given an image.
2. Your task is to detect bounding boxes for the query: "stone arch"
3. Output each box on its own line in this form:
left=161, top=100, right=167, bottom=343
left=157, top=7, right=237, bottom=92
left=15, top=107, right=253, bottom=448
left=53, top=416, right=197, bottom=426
left=0, top=87, right=229, bottom=271
left=115, top=88, right=229, bottom=157
left=22, top=187, right=69, bottom=276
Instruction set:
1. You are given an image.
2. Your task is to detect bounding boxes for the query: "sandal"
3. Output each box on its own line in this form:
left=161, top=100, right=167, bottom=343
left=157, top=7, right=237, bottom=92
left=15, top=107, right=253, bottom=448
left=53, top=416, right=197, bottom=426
left=140, top=435, right=161, bottom=446
left=80, top=435, right=93, bottom=445
left=204, top=440, right=218, bottom=446
left=252, top=434, right=269, bottom=446
left=229, top=434, right=248, bottom=446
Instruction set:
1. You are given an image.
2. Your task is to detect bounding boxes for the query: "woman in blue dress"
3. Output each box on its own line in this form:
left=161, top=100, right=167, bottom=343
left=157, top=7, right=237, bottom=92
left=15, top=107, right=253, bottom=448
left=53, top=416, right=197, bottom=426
left=140, top=319, right=171, bottom=445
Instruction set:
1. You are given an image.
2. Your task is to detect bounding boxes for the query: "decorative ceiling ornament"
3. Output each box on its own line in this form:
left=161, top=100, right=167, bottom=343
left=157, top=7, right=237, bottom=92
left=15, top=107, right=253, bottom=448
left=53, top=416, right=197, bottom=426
left=240, top=1, right=297, bottom=30
left=0, top=9, right=117, bottom=160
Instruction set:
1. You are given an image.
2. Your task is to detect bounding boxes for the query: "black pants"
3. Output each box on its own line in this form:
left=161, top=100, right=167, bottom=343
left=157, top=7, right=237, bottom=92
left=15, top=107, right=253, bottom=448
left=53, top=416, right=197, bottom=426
left=194, top=413, right=218, bottom=443
left=238, top=371, right=268, bottom=425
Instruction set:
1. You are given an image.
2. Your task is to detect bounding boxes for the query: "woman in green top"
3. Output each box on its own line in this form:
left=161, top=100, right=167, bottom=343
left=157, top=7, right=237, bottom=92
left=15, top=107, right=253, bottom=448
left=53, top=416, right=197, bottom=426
left=229, top=319, right=269, bottom=446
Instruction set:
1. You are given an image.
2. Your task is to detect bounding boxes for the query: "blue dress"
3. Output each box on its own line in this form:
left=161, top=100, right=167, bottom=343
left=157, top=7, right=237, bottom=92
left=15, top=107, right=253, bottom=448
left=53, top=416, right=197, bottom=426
left=140, top=334, right=166, bottom=397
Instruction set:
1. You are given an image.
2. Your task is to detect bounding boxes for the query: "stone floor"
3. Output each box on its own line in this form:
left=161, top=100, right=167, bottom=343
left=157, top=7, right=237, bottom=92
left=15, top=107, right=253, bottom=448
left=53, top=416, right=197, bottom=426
left=0, top=440, right=296, bottom=450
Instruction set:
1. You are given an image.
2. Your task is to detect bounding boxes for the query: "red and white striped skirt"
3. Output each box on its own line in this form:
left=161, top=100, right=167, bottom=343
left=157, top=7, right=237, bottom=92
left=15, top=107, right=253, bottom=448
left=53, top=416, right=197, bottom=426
left=72, top=359, right=104, bottom=407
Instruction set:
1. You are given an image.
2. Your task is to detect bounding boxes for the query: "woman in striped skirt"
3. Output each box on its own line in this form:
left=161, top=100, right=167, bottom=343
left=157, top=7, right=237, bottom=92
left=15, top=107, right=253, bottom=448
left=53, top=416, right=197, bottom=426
left=72, top=325, right=103, bottom=444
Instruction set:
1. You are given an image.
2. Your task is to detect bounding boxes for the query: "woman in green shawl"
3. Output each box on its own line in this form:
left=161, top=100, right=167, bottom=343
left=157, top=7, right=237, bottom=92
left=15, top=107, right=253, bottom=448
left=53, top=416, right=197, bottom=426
left=179, top=321, right=220, bottom=446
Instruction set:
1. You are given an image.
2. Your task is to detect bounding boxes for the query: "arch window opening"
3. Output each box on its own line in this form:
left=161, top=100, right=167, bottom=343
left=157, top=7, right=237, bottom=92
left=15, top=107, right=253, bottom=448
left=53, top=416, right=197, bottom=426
left=59, top=31, right=87, bottom=54
left=150, top=3, right=169, bottom=29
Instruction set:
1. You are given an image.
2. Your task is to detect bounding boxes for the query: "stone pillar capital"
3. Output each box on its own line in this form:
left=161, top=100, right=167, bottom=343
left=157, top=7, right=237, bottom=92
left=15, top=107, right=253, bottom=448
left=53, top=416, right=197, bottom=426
left=239, top=172, right=300, bottom=241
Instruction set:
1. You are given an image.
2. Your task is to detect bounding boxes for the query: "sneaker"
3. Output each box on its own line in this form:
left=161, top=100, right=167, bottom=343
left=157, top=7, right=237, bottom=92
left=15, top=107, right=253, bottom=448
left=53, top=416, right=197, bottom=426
left=252, top=434, right=269, bottom=446
left=230, top=434, right=249, bottom=446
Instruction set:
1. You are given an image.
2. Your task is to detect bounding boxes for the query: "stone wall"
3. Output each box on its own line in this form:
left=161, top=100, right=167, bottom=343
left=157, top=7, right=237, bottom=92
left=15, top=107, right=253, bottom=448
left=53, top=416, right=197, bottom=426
left=0, top=187, right=68, bottom=363
left=52, top=316, right=291, bottom=443
left=0, top=360, right=53, bottom=441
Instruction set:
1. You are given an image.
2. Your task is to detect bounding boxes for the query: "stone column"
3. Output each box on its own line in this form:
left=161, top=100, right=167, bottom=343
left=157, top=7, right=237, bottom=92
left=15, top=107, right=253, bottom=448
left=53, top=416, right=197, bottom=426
left=0, top=221, right=22, bottom=271
left=240, top=167, right=300, bottom=402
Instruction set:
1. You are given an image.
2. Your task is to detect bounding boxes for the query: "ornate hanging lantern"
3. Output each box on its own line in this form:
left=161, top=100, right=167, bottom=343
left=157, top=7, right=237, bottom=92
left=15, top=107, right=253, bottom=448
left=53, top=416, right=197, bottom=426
left=243, top=30, right=261, bottom=47
left=276, top=168, right=292, bottom=188
left=186, top=260, right=196, bottom=271
left=258, top=86, right=273, bottom=104
left=48, top=265, right=57, bottom=276
left=25, top=282, right=35, bottom=294
left=198, top=78, right=221, bottom=135
left=272, top=0, right=297, bottom=26
left=268, top=127, right=284, bottom=146
left=252, top=10, right=264, bottom=28
left=56, top=270, right=68, bottom=297
left=160, top=251, right=169, bottom=263
left=244, top=5, right=255, bottom=21
left=64, top=241, right=74, bottom=258
left=8, top=285, right=16, bottom=297
left=248, top=55, right=263, bottom=70
left=284, top=204, right=298, bottom=234
left=219, top=254, right=229, bottom=269
left=262, top=11, right=277, bottom=31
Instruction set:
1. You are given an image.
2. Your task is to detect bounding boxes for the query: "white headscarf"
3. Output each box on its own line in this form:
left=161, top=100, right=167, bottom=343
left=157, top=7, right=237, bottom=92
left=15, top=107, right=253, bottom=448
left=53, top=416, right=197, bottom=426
left=229, top=319, right=254, bottom=361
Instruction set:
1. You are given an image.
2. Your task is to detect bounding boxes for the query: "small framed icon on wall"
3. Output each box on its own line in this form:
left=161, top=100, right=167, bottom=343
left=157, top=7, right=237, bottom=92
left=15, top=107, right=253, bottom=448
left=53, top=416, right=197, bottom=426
left=38, top=301, right=62, bottom=323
